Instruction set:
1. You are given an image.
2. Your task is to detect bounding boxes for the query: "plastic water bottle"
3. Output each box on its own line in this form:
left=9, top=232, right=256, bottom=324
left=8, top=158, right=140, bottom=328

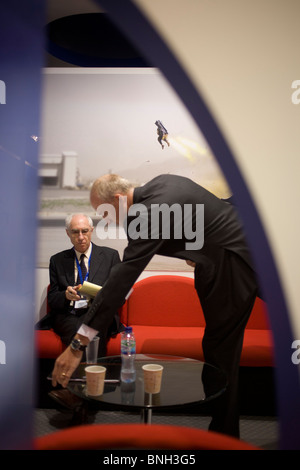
left=120, top=326, right=136, bottom=383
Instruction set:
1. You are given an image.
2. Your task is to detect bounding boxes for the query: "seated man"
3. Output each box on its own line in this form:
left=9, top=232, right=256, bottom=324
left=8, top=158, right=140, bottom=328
left=37, top=213, right=122, bottom=354
left=38, top=213, right=122, bottom=408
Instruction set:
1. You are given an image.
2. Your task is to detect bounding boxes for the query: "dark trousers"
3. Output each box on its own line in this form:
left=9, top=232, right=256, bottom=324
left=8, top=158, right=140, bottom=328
left=52, top=309, right=108, bottom=358
left=194, top=248, right=258, bottom=437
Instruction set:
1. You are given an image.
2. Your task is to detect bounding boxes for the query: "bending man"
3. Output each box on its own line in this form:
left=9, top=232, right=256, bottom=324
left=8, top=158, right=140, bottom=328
left=51, top=174, right=260, bottom=438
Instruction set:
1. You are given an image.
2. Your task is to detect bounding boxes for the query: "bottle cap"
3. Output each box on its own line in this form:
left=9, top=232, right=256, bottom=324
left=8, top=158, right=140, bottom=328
left=125, top=326, right=132, bottom=333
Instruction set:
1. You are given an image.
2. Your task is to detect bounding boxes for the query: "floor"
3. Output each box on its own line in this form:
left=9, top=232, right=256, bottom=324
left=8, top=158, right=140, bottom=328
left=34, top=405, right=279, bottom=450
left=35, top=361, right=279, bottom=450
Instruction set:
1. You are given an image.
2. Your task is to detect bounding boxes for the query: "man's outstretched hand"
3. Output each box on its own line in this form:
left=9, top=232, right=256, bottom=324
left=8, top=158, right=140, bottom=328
left=51, top=345, right=83, bottom=388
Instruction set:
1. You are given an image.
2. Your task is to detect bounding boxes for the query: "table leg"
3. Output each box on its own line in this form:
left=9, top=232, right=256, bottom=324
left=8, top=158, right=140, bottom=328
left=141, top=393, right=152, bottom=424
left=141, top=407, right=152, bottom=424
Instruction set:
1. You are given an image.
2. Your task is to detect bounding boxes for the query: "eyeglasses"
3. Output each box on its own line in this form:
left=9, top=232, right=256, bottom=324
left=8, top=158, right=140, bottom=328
left=69, top=228, right=92, bottom=236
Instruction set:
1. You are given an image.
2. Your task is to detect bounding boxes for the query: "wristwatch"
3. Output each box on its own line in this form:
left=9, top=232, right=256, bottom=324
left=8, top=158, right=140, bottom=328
left=70, top=338, right=87, bottom=352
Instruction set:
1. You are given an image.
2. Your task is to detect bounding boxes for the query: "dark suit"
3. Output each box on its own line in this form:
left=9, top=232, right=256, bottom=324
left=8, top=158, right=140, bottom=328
left=83, top=174, right=260, bottom=436
left=47, top=242, right=121, bottom=357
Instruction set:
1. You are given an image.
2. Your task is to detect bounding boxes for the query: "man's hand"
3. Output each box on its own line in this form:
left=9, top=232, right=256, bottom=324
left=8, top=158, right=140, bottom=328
left=65, top=284, right=82, bottom=302
left=51, top=333, right=89, bottom=387
left=51, top=346, right=83, bottom=388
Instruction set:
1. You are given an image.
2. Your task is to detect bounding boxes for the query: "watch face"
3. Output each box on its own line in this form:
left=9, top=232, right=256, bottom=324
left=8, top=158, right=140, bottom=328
left=71, top=338, right=86, bottom=351
left=72, top=339, right=80, bottom=350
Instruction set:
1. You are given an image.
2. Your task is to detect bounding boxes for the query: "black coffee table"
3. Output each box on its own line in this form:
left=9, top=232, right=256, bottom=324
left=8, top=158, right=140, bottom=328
left=68, top=354, right=227, bottom=424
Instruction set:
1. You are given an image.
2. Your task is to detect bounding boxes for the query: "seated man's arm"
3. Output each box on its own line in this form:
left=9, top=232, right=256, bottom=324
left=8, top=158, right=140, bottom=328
left=48, top=256, right=80, bottom=312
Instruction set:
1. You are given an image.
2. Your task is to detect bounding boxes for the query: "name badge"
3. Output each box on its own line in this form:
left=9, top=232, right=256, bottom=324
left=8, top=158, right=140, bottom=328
left=74, top=299, right=88, bottom=309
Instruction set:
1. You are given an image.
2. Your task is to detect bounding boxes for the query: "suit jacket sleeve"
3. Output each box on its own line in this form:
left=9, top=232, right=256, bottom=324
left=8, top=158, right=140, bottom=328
left=48, top=254, right=72, bottom=313
left=82, top=234, right=165, bottom=333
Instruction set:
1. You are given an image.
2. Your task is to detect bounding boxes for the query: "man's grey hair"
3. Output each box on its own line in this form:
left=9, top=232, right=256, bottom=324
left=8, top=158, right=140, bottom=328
left=90, top=174, right=134, bottom=203
left=65, top=213, right=94, bottom=230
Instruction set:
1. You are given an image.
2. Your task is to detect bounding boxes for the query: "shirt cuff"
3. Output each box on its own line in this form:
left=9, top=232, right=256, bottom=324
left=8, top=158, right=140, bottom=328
left=77, top=324, right=99, bottom=341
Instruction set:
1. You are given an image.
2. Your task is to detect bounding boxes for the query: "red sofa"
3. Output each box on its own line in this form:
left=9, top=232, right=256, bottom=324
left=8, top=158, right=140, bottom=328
left=35, top=423, right=259, bottom=450
left=35, top=275, right=274, bottom=367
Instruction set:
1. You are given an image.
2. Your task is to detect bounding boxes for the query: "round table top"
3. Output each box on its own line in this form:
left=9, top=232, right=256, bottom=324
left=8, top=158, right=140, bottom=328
left=68, top=354, right=227, bottom=411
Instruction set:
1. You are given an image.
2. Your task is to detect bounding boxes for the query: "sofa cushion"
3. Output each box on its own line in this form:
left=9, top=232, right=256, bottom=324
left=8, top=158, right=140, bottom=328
left=35, top=329, right=65, bottom=359
left=241, top=329, right=274, bottom=367
left=107, top=334, right=122, bottom=356
left=122, top=325, right=274, bottom=367
left=246, top=297, right=271, bottom=330
left=129, top=325, right=205, bottom=361
left=127, top=276, right=205, bottom=327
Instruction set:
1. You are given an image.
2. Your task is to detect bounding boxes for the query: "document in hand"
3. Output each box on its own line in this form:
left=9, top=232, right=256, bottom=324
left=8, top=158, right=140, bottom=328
left=78, top=281, right=102, bottom=298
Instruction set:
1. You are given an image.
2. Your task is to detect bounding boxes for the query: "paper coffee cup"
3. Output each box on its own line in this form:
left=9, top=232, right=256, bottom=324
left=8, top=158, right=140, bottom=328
left=142, top=364, right=163, bottom=394
left=85, top=365, right=106, bottom=396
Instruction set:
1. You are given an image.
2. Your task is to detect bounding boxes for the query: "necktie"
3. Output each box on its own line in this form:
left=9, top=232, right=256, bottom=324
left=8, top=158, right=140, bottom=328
left=77, top=254, right=87, bottom=284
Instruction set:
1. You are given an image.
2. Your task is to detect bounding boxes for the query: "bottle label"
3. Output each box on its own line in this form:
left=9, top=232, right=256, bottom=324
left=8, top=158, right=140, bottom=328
left=121, top=339, right=136, bottom=355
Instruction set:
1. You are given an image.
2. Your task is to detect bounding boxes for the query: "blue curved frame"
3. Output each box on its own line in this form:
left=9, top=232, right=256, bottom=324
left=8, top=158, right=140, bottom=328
left=0, top=0, right=45, bottom=449
left=95, top=0, right=300, bottom=449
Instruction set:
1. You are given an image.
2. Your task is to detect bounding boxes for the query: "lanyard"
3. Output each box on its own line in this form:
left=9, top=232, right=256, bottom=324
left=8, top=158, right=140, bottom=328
left=75, top=249, right=92, bottom=284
